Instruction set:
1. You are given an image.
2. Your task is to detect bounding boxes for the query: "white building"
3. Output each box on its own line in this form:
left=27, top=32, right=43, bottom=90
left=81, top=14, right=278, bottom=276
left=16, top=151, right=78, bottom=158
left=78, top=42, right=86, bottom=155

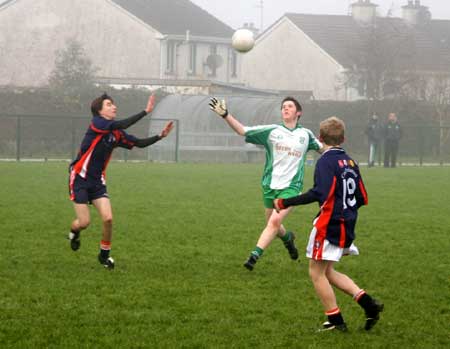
left=0, top=0, right=241, bottom=88
left=241, top=0, right=450, bottom=101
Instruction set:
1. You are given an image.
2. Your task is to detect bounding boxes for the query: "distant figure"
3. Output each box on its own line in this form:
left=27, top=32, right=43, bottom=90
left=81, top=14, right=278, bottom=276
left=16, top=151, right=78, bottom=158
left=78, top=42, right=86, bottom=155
left=365, top=113, right=383, bottom=167
left=383, top=113, right=402, bottom=168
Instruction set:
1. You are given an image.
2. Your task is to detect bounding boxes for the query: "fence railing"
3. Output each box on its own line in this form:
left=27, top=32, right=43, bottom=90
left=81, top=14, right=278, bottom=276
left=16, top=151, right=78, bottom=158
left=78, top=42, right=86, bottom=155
left=1, top=114, right=449, bottom=165
left=0, top=114, right=179, bottom=162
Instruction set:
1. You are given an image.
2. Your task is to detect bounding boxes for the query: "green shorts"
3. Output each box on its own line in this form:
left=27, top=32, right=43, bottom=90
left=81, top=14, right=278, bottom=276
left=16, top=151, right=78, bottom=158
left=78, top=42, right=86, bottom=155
left=262, top=187, right=300, bottom=209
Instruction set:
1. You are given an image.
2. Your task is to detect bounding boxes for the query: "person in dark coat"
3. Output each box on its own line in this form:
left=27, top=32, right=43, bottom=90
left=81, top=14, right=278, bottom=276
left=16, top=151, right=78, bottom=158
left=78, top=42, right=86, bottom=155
left=365, top=113, right=383, bottom=167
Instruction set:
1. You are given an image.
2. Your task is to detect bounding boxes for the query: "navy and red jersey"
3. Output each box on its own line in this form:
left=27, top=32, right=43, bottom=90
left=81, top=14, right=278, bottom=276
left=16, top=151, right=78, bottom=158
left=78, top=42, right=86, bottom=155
left=283, top=147, right=368, bottom=248
left=70, top=115, right=139, bottom=183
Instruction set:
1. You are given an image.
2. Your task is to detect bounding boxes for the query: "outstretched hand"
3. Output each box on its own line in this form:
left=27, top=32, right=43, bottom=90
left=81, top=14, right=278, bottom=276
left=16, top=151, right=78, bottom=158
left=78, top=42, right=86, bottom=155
left=145, top=94, right=156, bottom=114
left=209, top=97, right=228, bottom=118
left=159, top=121, right=174, bottom=138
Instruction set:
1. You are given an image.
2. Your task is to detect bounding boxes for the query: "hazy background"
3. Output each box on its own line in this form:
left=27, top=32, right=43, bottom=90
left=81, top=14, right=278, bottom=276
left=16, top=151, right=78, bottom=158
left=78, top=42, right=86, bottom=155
left=191, top=0, right=450, bottom=30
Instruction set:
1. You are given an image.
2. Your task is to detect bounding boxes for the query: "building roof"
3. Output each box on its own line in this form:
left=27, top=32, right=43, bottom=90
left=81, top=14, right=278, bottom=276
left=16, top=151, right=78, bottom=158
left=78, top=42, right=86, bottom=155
left=111, top=0, right=234, bottom=38
left=284, top=13, right=450, bottom=72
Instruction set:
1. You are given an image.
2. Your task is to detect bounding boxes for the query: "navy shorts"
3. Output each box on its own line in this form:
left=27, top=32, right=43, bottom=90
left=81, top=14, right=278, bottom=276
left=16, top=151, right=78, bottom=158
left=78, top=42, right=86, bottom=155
left=69, top=173, right=108, bottom=204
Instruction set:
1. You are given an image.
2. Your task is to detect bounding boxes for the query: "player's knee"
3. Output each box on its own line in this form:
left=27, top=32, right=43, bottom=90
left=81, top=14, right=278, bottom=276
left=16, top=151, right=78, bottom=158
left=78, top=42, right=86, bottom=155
left=267, top=217, right=282, bottom=230
left=103, top=215, right=113, bottom=225
left=78, top=218, right=90, bottom=229
left=309, top=268, right=320, bottom=282
left=325, top=267, right=335, bottom=279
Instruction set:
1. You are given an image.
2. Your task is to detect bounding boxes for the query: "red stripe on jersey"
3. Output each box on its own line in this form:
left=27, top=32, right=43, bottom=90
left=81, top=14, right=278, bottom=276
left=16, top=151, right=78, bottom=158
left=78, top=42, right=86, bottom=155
left=313, top=176, right=337, bottom=260
left=112, top=130, right=122, bottom=141
left=102, top=153, right=113, bottom=184
left=69, top=169, right=77, bottom=201
left=359, top=179, right=369, bottom=205
left=73, top=134, right=103, bottom=178
left=339, top=219, right=346, bottom=248
left=90, top=123, right=110, bottom=134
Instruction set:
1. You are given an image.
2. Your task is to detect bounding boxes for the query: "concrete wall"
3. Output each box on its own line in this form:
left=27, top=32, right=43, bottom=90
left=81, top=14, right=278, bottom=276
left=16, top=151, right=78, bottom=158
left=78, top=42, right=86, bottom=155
left=241, top=18, right=348, bottom=101
left=0, top=0, right=161, bottom=87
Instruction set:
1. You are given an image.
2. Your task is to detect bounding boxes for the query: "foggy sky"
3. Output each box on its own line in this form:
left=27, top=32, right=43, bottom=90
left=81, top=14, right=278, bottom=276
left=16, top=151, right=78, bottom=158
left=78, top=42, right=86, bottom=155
left=191, top=0, right=450, bottom=30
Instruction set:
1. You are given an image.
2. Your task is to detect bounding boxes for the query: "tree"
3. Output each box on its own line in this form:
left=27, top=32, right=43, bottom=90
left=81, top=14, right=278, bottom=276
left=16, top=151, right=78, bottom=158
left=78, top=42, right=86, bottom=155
left=416, top=75, right=450, bottom=159
left=48, top=39, right=98, bottom=112
left=342, top=20, right=417, bottom=102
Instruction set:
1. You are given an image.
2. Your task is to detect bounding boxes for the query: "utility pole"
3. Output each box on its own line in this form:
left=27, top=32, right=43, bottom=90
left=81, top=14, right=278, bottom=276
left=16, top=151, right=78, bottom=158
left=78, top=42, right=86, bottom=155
left=255, top=0, right=264, bottom=32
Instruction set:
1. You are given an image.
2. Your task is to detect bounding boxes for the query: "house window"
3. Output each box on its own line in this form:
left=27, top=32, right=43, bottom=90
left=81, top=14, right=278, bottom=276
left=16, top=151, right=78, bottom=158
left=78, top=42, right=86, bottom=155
left=189, top=43, right=197, bottom=75
left=230, top=49, right=237, bottom=78
left=208, top=44, right=217, bottom=77
left=166, top=41, right=175, bottom=74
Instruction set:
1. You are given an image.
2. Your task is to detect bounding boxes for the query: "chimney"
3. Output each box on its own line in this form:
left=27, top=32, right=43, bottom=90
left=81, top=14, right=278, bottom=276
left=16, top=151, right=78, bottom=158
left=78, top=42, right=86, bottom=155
left=242, top=23, right=259, bottom=36
left=402, top=0, right=431, bottom=25
left=351, top=0, right=378, bottom=25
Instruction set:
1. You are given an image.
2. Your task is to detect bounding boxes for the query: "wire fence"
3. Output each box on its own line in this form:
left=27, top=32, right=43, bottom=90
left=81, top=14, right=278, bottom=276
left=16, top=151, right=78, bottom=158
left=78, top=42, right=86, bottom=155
left=0, top=115, right=179, bottom=162
left=0, top=114, right=449, bottom=165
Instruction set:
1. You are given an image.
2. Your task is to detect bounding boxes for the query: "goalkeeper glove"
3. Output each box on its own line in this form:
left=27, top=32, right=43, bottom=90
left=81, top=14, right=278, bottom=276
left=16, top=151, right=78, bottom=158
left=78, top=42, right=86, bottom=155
left=209, top=97, right=228, bottom=118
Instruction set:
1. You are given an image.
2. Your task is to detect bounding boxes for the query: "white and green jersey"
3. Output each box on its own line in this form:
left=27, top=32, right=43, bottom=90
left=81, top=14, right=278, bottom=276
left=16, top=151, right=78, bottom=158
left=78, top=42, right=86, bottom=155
left=244, top=123, right=322, bottom=191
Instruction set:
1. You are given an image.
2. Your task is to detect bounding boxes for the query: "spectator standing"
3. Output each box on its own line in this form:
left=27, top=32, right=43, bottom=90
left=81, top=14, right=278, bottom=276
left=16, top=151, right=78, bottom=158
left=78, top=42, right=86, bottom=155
left=384, top=113, right=402, bottom=168
left=365, top=113, right=383, bottom=167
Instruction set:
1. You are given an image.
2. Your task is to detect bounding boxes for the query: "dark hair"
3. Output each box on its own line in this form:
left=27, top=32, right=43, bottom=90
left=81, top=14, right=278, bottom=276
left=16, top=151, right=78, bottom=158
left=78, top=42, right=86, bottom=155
left=91, top=93, right=114, bottom=116
left=281, top=96, right=302, bottom=112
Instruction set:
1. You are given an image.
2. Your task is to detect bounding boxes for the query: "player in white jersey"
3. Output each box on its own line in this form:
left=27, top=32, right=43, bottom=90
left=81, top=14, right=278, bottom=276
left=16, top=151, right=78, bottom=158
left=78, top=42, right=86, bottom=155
left=210, top=96, right=323, bottom=270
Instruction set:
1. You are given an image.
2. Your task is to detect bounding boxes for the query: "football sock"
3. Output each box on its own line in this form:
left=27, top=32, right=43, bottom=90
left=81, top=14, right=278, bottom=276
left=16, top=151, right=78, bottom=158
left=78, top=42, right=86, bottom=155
left=354, top=289, right=374, bottom=310
left=69, top=229, right=80, bottom=238
left=251, top=246, right=264, bottom=258
left=100, top=240, right=111, bottom=259
left=280, top=231, right=292, bottom=242
left=325, top=307, right=345, bottom=325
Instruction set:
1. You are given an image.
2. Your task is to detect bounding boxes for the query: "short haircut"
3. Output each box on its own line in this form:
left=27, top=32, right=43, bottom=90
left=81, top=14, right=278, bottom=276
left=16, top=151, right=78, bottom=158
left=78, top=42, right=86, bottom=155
left=320, top=116, right=345, bottom=146
left=91, top=93, right=114, bottom=116
left=281, top=96, right=302, bottom=112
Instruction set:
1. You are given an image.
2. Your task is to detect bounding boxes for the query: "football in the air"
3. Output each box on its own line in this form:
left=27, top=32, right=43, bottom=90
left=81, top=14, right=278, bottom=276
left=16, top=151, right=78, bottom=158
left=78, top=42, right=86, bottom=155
left=232, top=29, right=255, bottom=53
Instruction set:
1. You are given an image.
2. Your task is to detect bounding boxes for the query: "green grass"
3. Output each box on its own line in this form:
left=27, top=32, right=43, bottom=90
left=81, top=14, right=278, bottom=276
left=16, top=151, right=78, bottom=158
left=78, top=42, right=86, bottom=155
left=0, top=162, right=449, bottom=348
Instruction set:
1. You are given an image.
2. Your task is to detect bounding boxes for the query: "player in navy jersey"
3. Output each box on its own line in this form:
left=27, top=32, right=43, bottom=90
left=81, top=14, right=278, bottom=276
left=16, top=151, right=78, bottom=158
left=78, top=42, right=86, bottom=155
left=274, top=116, right=383, bottom=332
left=68, top=93, right=174, bottom=269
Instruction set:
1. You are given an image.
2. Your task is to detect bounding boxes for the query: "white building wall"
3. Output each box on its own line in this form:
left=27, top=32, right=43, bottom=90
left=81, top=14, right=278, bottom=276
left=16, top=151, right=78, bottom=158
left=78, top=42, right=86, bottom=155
left=0, top=0, right=161, bottom=87
left=241, top=18, right=348, bottom=101
left=160, top=40, right=240, bottom=83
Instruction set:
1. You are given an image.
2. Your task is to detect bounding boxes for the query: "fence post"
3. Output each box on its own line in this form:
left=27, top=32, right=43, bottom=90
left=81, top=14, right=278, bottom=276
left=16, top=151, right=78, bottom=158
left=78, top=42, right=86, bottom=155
left=16, top=116, right=21, bottom=161
left=71, top=117, right=76, bottom=160
left=418, top=126, right=423, bottom=166
left=175, top=119, right=180, bottom=162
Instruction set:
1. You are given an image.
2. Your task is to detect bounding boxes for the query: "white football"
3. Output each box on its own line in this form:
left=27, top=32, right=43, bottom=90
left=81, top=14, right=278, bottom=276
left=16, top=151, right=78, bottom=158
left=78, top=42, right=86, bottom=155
left=232, top=29, right=255, bottom=53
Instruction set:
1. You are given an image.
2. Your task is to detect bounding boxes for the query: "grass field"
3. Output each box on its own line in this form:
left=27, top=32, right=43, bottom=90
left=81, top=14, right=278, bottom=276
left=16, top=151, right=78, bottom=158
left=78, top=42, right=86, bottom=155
left=0, top=162, right=449, bottom=348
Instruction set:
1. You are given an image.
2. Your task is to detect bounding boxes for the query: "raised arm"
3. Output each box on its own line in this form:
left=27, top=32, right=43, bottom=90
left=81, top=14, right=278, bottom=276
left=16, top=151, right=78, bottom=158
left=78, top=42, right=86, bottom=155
left=133, top=121, right=174, bottom=148
left=209, top=97, right=246, bottom=136
left=111, top=95, right=156, bottom=130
